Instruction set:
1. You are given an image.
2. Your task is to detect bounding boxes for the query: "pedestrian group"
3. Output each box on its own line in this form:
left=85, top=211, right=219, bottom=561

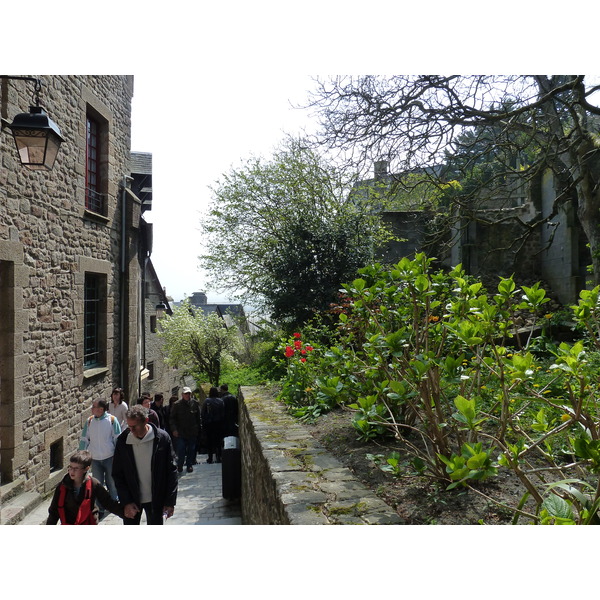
left=46, top=384, right=238, bottom=525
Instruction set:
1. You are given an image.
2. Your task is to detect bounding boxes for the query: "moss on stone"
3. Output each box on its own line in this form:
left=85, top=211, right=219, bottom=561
left=327, top=501, right=368, bottom=517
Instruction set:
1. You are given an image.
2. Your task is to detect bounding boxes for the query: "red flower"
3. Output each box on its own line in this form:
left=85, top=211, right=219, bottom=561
left=301, top=349, right=307, bottom=355
left=293, top=332, right=301, bottom=339
left=294, top=340, right=302, bottom=350
left=305, top=345, right=314, bottom=352
left=284, top=346, right=294, bottom=358
left=300, top=357, right=306, bottom=363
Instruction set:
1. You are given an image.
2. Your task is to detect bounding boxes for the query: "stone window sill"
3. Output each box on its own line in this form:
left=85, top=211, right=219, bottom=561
left=83, top=366, right=109, bottom=380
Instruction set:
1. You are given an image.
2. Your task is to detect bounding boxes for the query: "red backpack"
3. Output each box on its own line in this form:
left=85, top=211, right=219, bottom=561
left=58, top=477, right=96, bottom=525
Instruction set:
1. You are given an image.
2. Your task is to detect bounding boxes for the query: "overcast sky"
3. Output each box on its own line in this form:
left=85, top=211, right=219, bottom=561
left=130, top=72, right=319, bottom=304
left=8, top=1, right=589, bottom=310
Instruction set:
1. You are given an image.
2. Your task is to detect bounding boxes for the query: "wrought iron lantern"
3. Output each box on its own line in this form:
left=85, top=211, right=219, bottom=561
left=1, top=76, right=64, bottom=170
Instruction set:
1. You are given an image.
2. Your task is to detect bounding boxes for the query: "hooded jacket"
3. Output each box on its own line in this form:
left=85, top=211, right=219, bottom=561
left=111, top=423, right=178, bottom=513
left=79, top=411, right=121, bottom=460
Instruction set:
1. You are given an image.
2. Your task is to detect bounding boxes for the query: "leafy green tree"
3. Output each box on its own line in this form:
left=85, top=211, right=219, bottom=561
left=309, top=75, right=600, bottom=280
left=158, top=300, right=240, bottom=386
left=200, top=137, right=387, bottom=326
left=378, top=171, right=460, bottom=211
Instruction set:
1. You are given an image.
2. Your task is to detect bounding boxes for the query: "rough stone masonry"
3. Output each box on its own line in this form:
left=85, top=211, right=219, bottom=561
left=238, top=386, right=404, bottom=525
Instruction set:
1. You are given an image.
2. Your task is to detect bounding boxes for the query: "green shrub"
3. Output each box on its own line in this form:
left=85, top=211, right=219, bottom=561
left=275, top=253, right=600, bottom=523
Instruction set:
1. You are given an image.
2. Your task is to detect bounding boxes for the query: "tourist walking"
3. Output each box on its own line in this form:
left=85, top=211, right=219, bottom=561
left=46, top=450, right=123, bottom=525
left=111, top=405, right=178, bottom=525
left=219, top=384, right=239, bottom=438
left=151, top=393, right=167, bottom=430
left=139, top=394, right=161, bottom=428
left=108, top=387, right=128, bottom=428
left=163, top=394, right=178, bottom=440
left=202, top=387, right=225, bottom=464
left=169, top=387, right=202, bottom=473
left=79, top=398, right=121, bottom=518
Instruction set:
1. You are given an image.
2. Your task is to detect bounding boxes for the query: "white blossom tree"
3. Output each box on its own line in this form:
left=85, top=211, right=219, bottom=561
left=158, top=300, right=241, bottom=386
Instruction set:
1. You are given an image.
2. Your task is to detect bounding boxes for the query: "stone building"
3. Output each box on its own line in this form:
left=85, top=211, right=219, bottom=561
left=188, top=291, right=247, bottom=330
left=0, top=75, right=173, bottom=504
left=358, top=161, right=590, bottom=305
left=140, top=258, right=190, bottom=400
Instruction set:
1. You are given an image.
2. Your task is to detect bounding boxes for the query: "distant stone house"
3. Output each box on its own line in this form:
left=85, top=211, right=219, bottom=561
left=448, top=169, right=589, bottom=304
left=0, top=76, right=173, bottom=502
left=140, top=257, right=189, bottom=400
left=358, top=161, right=590, bottom=305
left=188, top=291, right=248, bottom=331
left=351, top=160, right=436, bottom=265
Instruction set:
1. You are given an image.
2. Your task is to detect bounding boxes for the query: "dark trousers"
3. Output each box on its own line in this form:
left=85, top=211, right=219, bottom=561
left=206, top=426, right=223, bottom=462
left=175, top=436, right=197, bottom=469
left=123, top=502, right=163, bottom=525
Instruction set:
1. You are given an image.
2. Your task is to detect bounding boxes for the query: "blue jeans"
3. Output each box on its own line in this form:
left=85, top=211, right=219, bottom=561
left=175, top=436, right=196, bottom=469
left=92, top=457, right=118, bottom=511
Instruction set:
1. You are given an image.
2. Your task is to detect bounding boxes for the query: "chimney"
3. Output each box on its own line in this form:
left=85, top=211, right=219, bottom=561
left=190, top=291, right=207, bottom=306
left=374, top=160, right=389, bottom=181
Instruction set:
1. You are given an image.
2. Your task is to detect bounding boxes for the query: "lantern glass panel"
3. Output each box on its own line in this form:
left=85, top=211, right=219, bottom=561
left=12, top=129, right=61, bottom=170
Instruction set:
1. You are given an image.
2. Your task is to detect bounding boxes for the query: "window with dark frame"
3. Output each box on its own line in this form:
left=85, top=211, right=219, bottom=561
left=85, top=115, right=105, bottom=215
left=84, top=273, right=101, bottom=367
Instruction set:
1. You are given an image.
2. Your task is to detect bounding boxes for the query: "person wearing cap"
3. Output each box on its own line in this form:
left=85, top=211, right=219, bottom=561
left=169, top=387, right=201, bottom=473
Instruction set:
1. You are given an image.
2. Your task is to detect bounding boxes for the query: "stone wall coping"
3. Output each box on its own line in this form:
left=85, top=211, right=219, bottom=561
left=239, top=386, right=404, bottom=525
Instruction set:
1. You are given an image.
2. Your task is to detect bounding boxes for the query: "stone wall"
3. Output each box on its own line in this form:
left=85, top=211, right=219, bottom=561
left=238, top=386, right=403, bottom=525
left=140, top=276, right=185, bottom=400
left=539, top=170, right=589, bottom=304
left=0, top=76, right=137, bottom=493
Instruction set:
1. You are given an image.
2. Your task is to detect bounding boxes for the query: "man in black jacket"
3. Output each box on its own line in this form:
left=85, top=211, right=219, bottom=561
left=112, top=405, right=178, bottom=525
left=219, top=384, right=239, bottom=438
left=170, top=386, right=202, bottom=473
left=201, top=387, right=225, bottom=464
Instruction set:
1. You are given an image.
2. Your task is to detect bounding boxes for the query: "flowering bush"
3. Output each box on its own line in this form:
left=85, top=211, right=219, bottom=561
left=276, top=332, right=316, bottom=410
left=276, top=253, right=600, bottom=523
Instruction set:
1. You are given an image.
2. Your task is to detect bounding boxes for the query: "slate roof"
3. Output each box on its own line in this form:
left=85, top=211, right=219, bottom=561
left=131, top=151, right=152, bottom=174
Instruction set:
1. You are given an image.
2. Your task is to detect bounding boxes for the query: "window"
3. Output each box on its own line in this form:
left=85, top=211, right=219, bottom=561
left=147, top=361, right=154, bottom=381
left=84, top=273, right=105, bottom=368
left=80, top=259, right=110, bottom=377
left=50, top=439, right=63, bottom=473
left=150, top=315, right=157, bottom=333
left=85, top=113, right=107, bottom=215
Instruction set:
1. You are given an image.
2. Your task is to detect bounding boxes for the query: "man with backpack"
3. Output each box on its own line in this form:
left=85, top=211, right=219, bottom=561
left=79, top=398, right=121, bottom=518
left=46, top=450, right=123, bottom=524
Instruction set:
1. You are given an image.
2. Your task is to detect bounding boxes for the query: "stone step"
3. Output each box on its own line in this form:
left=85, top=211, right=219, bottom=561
left=0, top=476, right=26, bottom=504
left=0, top=490, right=44, bottom=525
left=18, top=498, right=50, bottom=525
